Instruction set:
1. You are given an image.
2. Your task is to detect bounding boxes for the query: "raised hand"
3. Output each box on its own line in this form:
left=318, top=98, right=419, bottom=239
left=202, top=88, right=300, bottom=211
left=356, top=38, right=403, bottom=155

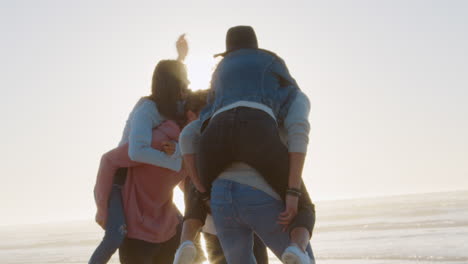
left=176, top=33, right=188, bottom=62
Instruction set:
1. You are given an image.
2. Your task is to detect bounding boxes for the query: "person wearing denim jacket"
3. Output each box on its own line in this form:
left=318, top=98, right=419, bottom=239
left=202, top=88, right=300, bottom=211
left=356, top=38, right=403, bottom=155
left=184, top=25, right=311, bottom=232
left=179, top=91, right=315, bottom=264
left=199, top=47, right=299, bottom=127
left=175, top=26, right=314, bottom=264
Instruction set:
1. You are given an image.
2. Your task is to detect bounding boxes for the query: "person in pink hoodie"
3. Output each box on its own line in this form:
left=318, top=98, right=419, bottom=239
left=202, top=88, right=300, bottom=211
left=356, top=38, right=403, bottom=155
left=89, top=89, right=207, bottom=264
left=95, top=119, right=183, bottom=240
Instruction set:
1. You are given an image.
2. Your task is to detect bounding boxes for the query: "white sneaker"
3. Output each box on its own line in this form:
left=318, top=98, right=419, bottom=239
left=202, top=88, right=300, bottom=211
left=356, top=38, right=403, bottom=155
left=173, top=240, right=197, bottom=264
left=281, top=245, right=311, bottom=264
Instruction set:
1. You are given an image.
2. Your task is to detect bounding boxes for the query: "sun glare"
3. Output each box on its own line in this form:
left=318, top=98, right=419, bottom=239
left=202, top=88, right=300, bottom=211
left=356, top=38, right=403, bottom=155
left=185, top=54, right=219, bottom=91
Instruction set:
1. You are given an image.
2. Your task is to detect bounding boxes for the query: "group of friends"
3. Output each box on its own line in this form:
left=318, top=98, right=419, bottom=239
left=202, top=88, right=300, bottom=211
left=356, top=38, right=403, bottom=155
left=89, top=25, right=316, bottom=264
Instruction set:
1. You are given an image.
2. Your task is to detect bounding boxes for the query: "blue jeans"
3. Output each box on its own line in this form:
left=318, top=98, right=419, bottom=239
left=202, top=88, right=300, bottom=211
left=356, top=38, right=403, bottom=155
left=192, top=107, right=315, bottom=235
left=89, top=184, right=127, bottom=264
left=210, top=179, right=314, bottom=264
left=203, top=232, right=269, bottom=264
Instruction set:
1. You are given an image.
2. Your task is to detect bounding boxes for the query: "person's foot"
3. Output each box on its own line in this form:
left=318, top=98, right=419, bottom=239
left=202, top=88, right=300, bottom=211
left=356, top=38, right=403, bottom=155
left=173, top=240, right=197, bottom=264
left=281, top=245, right=311, bottom=264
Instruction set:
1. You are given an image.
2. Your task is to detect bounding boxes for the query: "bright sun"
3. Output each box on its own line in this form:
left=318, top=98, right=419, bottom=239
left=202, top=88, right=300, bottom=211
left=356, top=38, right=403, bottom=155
left=185, top=54, right=219, bottom=91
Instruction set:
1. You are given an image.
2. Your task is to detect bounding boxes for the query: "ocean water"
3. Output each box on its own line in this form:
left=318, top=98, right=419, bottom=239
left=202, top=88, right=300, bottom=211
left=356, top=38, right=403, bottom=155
left=1, top=190, right=467, bottom=264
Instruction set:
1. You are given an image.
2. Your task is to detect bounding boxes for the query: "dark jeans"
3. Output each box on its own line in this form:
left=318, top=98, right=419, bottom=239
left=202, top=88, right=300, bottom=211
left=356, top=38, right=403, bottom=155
left=190, top=107, right=315, bottom=234
left=119, top=223, right=182, bottom=264
left=118, top=222, right=207, bottom=264
left=203, top=232, right=269, bottom=264
left=89, top=168, right=128, bottom=264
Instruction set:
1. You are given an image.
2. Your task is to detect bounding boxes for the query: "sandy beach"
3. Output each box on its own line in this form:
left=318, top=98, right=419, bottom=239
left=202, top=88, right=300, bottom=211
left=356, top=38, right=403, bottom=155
left=1, top=190, right=467, bottom=264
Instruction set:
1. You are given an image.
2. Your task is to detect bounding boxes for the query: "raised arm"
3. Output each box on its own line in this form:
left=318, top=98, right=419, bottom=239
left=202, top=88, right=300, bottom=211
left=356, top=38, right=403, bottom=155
left=128, top=100, right=182, bottom=172
left=176, top=34, right=188, bottom=62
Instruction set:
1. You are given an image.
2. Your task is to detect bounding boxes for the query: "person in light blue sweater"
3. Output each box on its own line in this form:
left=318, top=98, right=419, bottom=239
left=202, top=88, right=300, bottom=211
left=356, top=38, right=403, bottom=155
left=89, top=35, right=190, bottom=264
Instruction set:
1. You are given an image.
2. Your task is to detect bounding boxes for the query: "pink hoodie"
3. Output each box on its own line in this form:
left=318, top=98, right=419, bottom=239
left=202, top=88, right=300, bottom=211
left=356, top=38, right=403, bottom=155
left=94, top=120, right=186, bottom=243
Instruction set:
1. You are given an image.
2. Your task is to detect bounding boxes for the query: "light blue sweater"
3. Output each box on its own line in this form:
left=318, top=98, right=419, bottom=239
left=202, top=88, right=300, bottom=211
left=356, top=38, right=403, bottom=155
left=120, top=98, right=182, bottom=172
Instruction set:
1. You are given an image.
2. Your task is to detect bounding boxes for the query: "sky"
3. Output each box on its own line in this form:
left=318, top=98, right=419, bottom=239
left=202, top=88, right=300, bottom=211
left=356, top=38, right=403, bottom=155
left=1, top=0, right=467, bottom=225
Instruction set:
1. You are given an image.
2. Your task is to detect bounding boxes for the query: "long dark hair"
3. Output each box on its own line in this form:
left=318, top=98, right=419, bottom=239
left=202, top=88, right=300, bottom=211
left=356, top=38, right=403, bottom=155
left=148, top=60, right=189, bottom=121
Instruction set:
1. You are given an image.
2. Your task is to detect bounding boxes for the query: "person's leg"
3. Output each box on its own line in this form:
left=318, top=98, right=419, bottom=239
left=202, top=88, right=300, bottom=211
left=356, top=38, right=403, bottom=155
left=197, top=109, right=237, bottom=191
left=193, top=233, right=208, bottom=264
left=218, top=179, right=313, bottom=264
left=119, top=237, right=157, bottom=264
left=233, top=108, right=298, bottom=200
left=120, top=227, right=186, bottom=264
left=289, top=203, right=315, bottom=251
left=282, top=205, right=316, bottom=264
left=288, top=187, right=316, bottom=256
left=225, top=181, right=290, bottom=259
left=202, top=231, right=267, bottom=264
left=210, top=180, right=257, bottom=264
left=290, top=227, right=310, bottom=251
left=182, top=182, right=208, bottom=234
left=152, top=223, right=183, bottom=264
left=233, top=108, right=315, bottom=240
left=173, top=220, right=207, bottom=264
left=89, top=183, right=127, bottom=264
left=253, top=234, right=269, bottom=264
left=223, top=181, right=313, bottom=264
left=282, top=241, right=315, bottom=264
left=175, top=113, right=237, bottom=264
left=203, top=232, right=227, bottom=264
left=174, top=182, right=207, bottom=264
left=200, top=108, right=314, bottom=234
left=179, top=219, right=202, bottom=242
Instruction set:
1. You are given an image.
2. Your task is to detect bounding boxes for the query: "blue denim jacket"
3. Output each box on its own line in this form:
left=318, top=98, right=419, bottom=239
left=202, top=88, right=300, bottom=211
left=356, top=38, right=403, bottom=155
left=199, top=49, right=299, bottom=125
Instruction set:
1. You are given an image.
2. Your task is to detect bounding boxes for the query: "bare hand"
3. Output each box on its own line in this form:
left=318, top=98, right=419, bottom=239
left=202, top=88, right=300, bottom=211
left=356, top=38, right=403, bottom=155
left=176, top=34, right=188, bottom=62
left=162, top=141, right=176, bottom=155
left=278, top=195, right=299, bottom=231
